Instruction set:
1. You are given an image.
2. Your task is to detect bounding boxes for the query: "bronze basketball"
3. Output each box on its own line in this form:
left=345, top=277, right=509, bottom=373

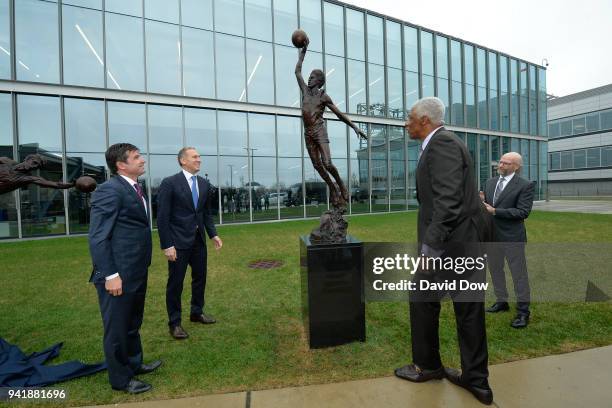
left=75, top=176, right=97, bottom=193
left=291, top=29, right=309, bottom=48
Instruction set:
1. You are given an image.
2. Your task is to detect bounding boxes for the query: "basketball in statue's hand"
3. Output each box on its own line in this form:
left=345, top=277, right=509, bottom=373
left=291, top=29, right=309, bottom=48
left=75, top=176, right=97, bottom=193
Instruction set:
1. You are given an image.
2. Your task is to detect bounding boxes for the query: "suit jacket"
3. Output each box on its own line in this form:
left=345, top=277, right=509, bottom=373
left=88, top=176, right=152, bottom=292
left=416, top=128, right=488, bottom=248
left=156, top=172, right=218, bottom=250
left=484, top=174, right=535, bottom=242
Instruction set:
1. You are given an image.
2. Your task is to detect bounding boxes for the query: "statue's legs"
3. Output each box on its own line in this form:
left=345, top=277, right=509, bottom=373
left=319, top=143, right=348, bottom=203
left=306, top=141, right=344, bottom=205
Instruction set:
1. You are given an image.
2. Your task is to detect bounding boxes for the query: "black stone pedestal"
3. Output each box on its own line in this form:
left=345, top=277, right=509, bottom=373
left=300, top=235, right=365, bottom=348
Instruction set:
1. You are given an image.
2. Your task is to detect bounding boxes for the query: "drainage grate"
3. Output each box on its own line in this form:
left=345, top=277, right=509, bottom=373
left=248, top=260, right=284, bottom=269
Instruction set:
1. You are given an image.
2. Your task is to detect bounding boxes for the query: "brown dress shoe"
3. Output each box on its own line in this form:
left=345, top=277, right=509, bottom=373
left=169, top=325, right=188, bottom=339
left=190, top=313, right=216, bottom=324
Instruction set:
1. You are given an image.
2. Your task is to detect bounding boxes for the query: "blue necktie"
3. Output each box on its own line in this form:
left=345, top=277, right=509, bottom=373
left=191, top=176, right=198, bottom=208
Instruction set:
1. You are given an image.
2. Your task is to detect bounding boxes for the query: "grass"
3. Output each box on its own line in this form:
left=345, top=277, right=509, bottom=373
left=0, top=211, right=611, bottom=407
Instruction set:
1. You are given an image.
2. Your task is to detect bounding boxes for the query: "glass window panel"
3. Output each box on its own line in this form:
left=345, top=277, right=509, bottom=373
left=488, top=51, right=497, bottom=89
left=199, top=154, right=220, bottom=224
left=275, top=45, right=300, bottom=107
left=436, top=78, right=449, bottom=122
left=245, top=0, right=272, bottom=42
left=278, top=157, right=303, bottom=218
left=62, top=5, right=104, bottom=87
left=145, top=21, right=180, bottom=95
left=17, top=95, right=65, bottom=237
left=145, top=0, right=178, bottom=23
left=451, top=80, right=463, bottom=126
left=529, top=140, right=538, bottom=182
left=148, top=105, right=182, bottom=154
left=273, top=0, right=297, bottom=48
left=299, top=0, right=322, bottom=53
left=366, top=15, right=383, bottom=65
left=511, top=137, right=519, bottom=154
left=105, top=13, right=144, bottom=91
left=466, top=133, right=477, bottom=180
left=350, top=123, right=369, bottom=213
left=529, top=65, right=537, bottom=135
left=324, top=54, right=346, bottom=112
left=66, top=153, right=107, bottom=233
left=520, top=61, right=528, bottom=133
left=586, top=148, right=600, bottom=168
left=277, top=115, right=301, bottom=157
left=64, top=0, right=102, bottom=9
left=181, top=0, right=213, bottom=30
left=215, top=0, right=244, bottom=36
left=403, top=25, right=418, bottom=73
left=386, top=20, right=401, bottom=69
left=435, top=35, right=448, bottom=79
left=420, top=30, right=434, bottom=76
left=248, top=113, right=275, bottom=157
left=107, top=101, right=147, bottom=150
left=500, top=56, right=510, bottom=131
left=106, top=0, right=142, bottom=17
left=323, top=2, right=344, bottom=57
left=463, top=44, right=474, bottom=85
left=478, top=86, right=487, bottom=129
left=347, top=59, right=366, bottom=115
left=560, top=119, right=572, bottom=136
left=370, top=124, right=388, bottom=212
left=549, top=152, right=560, bottom=170
left=600, top=109, right=612, bottom=130
left=387, top=68, right=403, bottom=119
left=586, top=113, right=600, bottom=132
left=450, top=40, right=461, bottom=82
left=548, top=121, right=559, bottom=138
left=479, top=134, right=489, bottom=190
left=64, top=98, right=105, bottom=153
left=327, top=120, right=347, bottom=159
left=219, top=155, right=250, bottom=223
left=521, top=138, right=530, bottom=177
left=476, top=48, right=486, bottom=88
left=184, top=107, right=216, bottom=156
left=304, top=159, right=328, bottom=217
left=572, top=116, right=586, bottom=135
left=389, top=126, right=405, bottom=211
left=510, top=59, right=519, bottom=132
left=0, top=0, right=11, bottom=79
left=422, top=75, right=434, bottom=98
left=405, top=71, right=419, bottom=114
left=346, top=8, right=364, bottom=61
left=15, top=0, right=59, bottom=83
left=407, top=139, right=418, bottom=207
left=182, top=27, right=215, bottom=98
left=490, top=88, right=498, bottom=130
left=218, top=111, right=247, bottom=156
left=245, top=40, right=274, bottom=105
left=149, top=154, right=182, bottom=225
left=538, top=68, right=547, bottom=136
left=248, top=113, right=276, bottom=221
left=465, top=83, right=476, bottom=127
left=216, top=33, right=246, bottom=102
left=601, top=147, right=612, bottom=166
left=0, top=93, right=17, bottom=238
left=501, top=136, right=511, bottom=155
left=368, top=63, right=385, bottom=117
left=573, top=149, right=586, bottom=169
left=491, top=135, right=500, bottom=164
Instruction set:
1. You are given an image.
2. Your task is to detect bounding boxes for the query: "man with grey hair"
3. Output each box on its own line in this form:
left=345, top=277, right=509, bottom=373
left=395, top=97, right=493, bottom=405
left=157, top=147, right=223, bottom=340
left=482, top=152, right=535, bottom=329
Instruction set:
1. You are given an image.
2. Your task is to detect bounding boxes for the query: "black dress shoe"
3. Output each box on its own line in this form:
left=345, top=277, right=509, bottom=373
left=170, top=325, right=189, bottom=339
left=394, top=364, right=445, bottom=382
left=511, top=314, right=529, bottom=329
left=136, top=360, right=162, bottom=375
left=444, top=368, right=493, bottom=405
left=190, top=313, right=216, bottom=324
left=112, top=378, right=152, bottom=394
left=485, top=302, right=509, bottom=313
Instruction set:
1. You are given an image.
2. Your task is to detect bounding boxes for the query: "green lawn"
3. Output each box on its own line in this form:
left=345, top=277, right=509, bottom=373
left=0, top=211, right=611, bottom=407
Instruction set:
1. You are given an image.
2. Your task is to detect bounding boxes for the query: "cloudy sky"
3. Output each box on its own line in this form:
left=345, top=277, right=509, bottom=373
left=343, top=0, right=612, bottom=97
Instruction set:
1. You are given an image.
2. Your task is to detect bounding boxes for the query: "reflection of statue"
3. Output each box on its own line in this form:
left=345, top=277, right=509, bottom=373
left=293, top=29, right=367, bottom=243
left=0, top=154, right=75, bottom=195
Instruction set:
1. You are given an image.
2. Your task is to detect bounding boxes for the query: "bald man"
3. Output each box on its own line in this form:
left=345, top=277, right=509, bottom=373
left=482, top=152, right=535, bottom=329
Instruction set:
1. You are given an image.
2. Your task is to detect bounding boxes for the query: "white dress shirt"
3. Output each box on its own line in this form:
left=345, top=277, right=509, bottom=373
left=419, top=126, right=443, bottom=158
left=494, top=172, right=515, bottom=199
left=182, top=169, right=199, bottom=197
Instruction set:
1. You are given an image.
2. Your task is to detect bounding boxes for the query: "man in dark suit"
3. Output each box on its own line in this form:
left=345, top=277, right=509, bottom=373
left=89, top=143, right=162, bottom=394
left=157, top=147, right=223, bottom=340
left=394, top=97, right=493, bottom=405
left=483, top=152, right=534, bottom=328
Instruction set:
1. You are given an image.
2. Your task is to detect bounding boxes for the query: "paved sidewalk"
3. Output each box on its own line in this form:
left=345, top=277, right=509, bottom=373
left=533, top=200, right=612, bottom=214
left=85, top=345, right=612, bottom=408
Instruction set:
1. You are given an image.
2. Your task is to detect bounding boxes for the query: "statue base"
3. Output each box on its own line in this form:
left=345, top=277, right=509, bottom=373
left=309, top=206, right=348, bottom=244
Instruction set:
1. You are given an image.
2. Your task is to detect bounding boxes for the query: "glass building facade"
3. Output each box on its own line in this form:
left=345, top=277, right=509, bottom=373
left=0, top=0, right=547, bottom=239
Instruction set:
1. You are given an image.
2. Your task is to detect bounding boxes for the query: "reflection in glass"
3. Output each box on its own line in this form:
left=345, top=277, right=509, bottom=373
left=218, top=111, right=247, bottom=156
left=216, top=34, right=246, bottom=102
left=64, top=98, right=105, bottom=153
left=273, top=0, right=297, bottom=47
left=346, top=8, right=364, bottom=61
left=420, top=30, right=434, bottom=76
left=422, top=75, right=434, bottom=98
left=520, top=62, right=528, bottom=134
left=389, top=126, right=406, bottom=211
left=0, top=0, right=9, bottom=79
left=246, top=0, right=272, bottom=42
left=366, top=15, right=383, bottom=65
left=510, top=59, right=519, bottom=132
left=17, top=95, right=65, bottom=237
left=299, top=0, right=322, bottom=53
left=538, top=68, right=547, bottom=136
left=489, top=52, right=498, bottom=130
left=15, top=0, right=59, bottom=83
left=478, top=135, right=489, bottom=191
left=387, top=68, right=403, bottom=119
left=215, top=0, right=244, bottom=36
left=62, top=5, right=104, bottom=87
left=277, top=116, right=303, bottom=218
left=107, top=101, right=147, bottom=150
left=386, top=21, right=402, bottom=69
left=404, top=25, right=418, bottom=72
left=529, top=65, right=537, bottom=135
left=350, top=124, right=369, bottom=213
left=407, top=139, right=418, bottom=208
left=347, top=59, right=366, bottom=115
left=323, top=2, right=344, bottom=57
left=245, top=40, right=274, bottom=105
left=437, top=78, right=449, bottom=123
left=219, top=155, right=249, bottom=223
left=451, top=80, right=463, bottom=126
left=405, top=71, right=419, bottom=114
left=324, top=55, right=346, bottom=112
left=367, top=64, right=385, bottom=117
left=304, top=159, right=328, bottom=218
left=0, top=93, right=17, bottom=238
left=275, top=45, right=300, bottom=107
left=145, top=21, right=180, bottom=95
left=182, top=27, right=215, bottom=98
left=145, top=0, right=178, bottom=24
left=105, top=13, right=145, bottom=91
left=464, top=44, right=474, bottom=85
left=277, top=115, right=301, bottom=157
left=149, top=154, right=181, bottom=225
left=500, top=56, right=510, bottom=131
left=465, top=84, right=476, bottom=127
left=436, top=35, right=448, bottom=79
left=67, top=153, right=106, bottom=233
left=148, top=105, right=182, bottom=154
left=106, top=0, right=142, bottom=17
left=478, top=86, right=488, bottom=129
left=63, top=0, right=102, bottom=9
left=370, top=124, right=388, bottom=212
left=185, top=108, right=216, bottom=156
left=249, top=114, right=276, bottom=221
left=249, top=113, right=275, bottom=156
left=181, top=0, right=213, bottom=30
left=201, top=155, right=220, bottom=225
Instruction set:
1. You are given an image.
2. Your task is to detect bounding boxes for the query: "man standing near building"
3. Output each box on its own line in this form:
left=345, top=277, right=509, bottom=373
left=157, top=147, right=223, bottom=340
left=483, top=152, right=535, bottom=328
left=394, top=97, right=493, bottom=405
left=89, top=143, right=161, bottom=394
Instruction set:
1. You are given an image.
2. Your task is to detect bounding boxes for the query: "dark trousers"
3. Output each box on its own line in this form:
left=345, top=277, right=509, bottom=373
left=96, top=282, right=146, bottom=389
left=166, top=232, right=207, bottom=327
left=488, top=242, right=530, bottom=315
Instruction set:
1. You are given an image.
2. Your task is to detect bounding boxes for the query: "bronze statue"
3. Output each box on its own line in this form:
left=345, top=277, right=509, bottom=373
left=294, top=29, right=367, bottom=243
left=0, top=154, right=75, bottom=195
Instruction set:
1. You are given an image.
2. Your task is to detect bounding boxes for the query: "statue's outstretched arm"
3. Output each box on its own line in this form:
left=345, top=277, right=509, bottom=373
left=295, top=39, right=310, bottom=92
left=325, top=97, right=368, bottom=141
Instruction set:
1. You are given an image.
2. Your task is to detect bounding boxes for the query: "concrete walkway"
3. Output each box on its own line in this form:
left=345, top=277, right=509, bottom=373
left=85, top=345, right=612, bottom=408
left=533, top=199, right=612, bottom=214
